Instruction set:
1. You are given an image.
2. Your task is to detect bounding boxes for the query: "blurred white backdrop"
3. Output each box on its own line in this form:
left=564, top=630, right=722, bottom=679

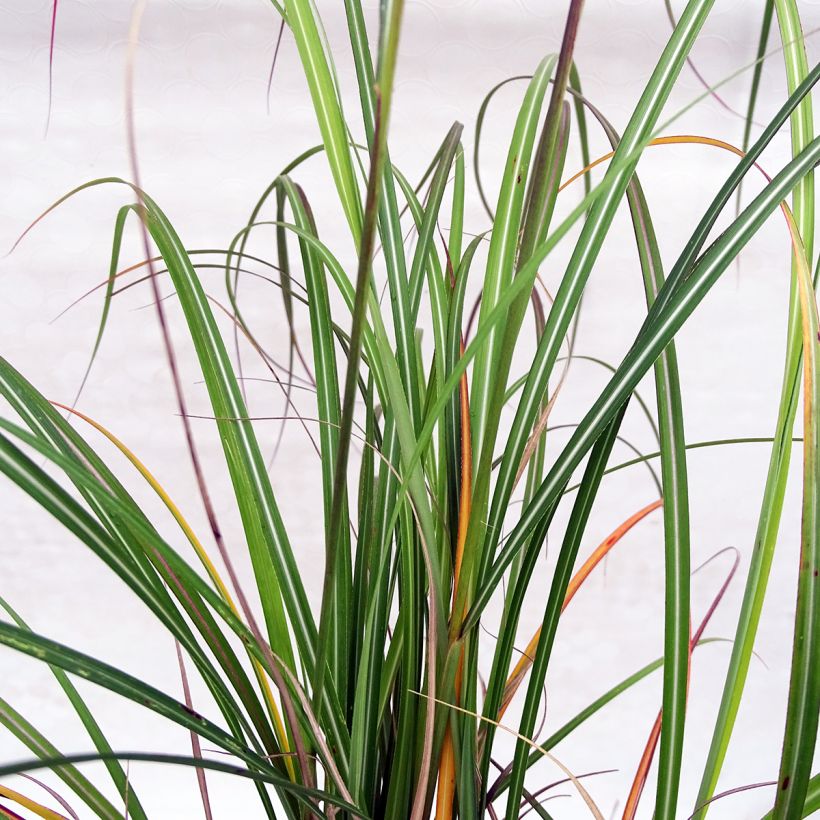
left=1, top=1, right=819, bottom=817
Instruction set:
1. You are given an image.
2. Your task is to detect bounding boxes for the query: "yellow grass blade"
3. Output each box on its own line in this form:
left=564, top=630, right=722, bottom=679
left=48, top=402, right=295, bottom=781
left=0, top=784, right=67, bottom=820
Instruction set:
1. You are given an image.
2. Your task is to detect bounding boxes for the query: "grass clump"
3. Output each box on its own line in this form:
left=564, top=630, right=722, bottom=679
left=0, top=1, right=818, bottom=818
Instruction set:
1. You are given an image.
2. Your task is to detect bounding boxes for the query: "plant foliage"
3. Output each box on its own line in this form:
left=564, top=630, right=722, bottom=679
left=1, top=1, right=818, bottom=818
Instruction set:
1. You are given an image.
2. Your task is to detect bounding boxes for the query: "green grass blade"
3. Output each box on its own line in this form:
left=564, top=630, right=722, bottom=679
left=471, top=0, right=715, bottom=624
left=0, top=419, right=288, bottom=771
left=473, top=74, right=531, bottom=220
left=0, top=622, right=277, bottom=778
left=621, top=148, right=690, bottom=820
left=406, top=123, right=463, bottom=378
left=0, top=360, right=291, bottom=785
left=475, top=28, right=579, bottom=798
left=382, top=508, right=422, bottom=818
left=466, top=135, right=820, bottom=633
left=735, top=0, right=774, bottom=213
left=283, top=0, right=362, bottom=240
left=449, top=144, right=465, bottom=273
left=0, top=597, right=147, bottom=820
left=0, top=753, right=365, bottom=819
left=141, top=193, right=310, bottom=679
left=344, top=0, right=422, bottom=433
left=0, top=697, right=123, bottom=819
left=502, top=407, right=625, bottom=818
left=567, top=437, right=802, bottom=495
left=772, top=220, right=819, bottom=816
left=559, top=97, right=692, bottom=816
left=0, top=412, right=356, bottom=801
left=517, top=0, right=582, bottom=268
left=313, top=0, right=405, bottom=722
left=763, top=772, right=820, bottom=819
left=468, top=55, right=555, bottom=479
left=70, top=204, right=138, bottom=408
left=693, top=7, right=816, bottom=813
left=273, top=176, right=351, bottom=712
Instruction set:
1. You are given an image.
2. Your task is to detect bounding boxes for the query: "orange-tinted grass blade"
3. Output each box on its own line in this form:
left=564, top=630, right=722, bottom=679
left=564, top=498, right=664, bottom=608
left=435, top=339, right=473, bottom=820
left=622, top=549, right=740, bottom=820
left=559, top=135, right=771, bottom=195
left=499, top=499, right=662, bottom=721
left=455, top=339, right=473, bottom=598
left=622, top=711, right=663, bottom=820
left=48, top=401, right=296, bottom=782
left=0, top=784, right=66, bottom=820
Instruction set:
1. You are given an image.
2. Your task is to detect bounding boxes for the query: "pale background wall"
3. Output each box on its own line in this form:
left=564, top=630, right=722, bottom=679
left=1, top=1, right=818, bottom=817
